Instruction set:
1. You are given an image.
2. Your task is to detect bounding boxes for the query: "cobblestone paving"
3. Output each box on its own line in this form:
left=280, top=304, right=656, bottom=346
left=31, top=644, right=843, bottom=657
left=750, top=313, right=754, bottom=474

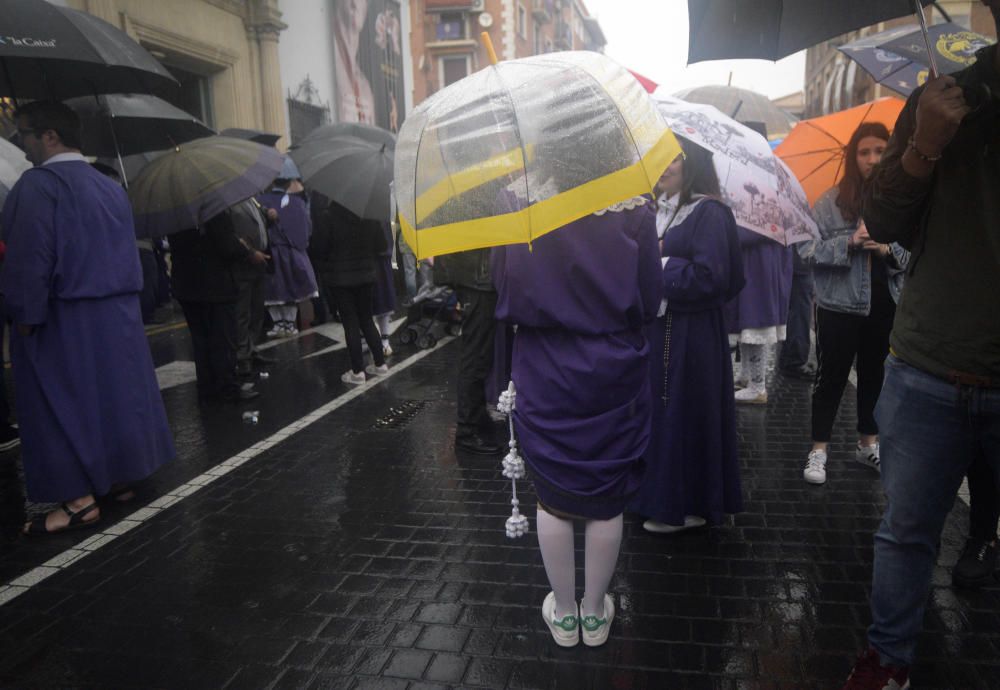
left=0, top=336, right=998, bottom=689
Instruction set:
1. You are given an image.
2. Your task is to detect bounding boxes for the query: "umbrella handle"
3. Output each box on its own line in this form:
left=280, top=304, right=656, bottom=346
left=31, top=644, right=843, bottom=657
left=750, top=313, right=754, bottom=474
left=913, top=0, right=939, bottom=79
left=481, top=32, right=499, bottom=66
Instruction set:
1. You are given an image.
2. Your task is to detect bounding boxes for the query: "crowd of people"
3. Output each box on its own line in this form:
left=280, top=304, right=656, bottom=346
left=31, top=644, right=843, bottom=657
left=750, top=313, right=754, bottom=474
left=1, top=10, right=999, bottom=685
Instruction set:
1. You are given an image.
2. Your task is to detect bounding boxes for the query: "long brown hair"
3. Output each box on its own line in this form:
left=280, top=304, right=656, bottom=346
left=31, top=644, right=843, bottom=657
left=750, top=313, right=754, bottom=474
left=836, top=122, right=890, bottom=223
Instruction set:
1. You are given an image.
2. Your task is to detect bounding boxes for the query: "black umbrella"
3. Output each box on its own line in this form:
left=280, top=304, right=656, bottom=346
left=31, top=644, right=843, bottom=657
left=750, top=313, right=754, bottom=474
left=296, top=121, right=396, bottom=148
left=219, top=127, right=282, bottom=147
left=65, top=93, right=214, bottom=158
left=687, top=0, right=937, bottom=66
left=0, top=0, right=176, bottom=100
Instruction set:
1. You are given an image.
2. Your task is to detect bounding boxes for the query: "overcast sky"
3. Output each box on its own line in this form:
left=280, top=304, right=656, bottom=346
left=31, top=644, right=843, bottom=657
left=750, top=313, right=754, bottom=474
left=585, top=0, right=807, bottom=99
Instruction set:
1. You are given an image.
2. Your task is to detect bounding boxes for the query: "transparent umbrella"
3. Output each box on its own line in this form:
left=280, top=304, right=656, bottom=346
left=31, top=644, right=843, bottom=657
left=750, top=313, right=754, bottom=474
left=394, top=50, right=681, bottom=260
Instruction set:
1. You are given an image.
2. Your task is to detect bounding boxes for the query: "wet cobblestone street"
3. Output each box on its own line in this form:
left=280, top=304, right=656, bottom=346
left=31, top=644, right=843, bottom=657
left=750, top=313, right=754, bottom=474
left=0, top=324, right=998, bottom=689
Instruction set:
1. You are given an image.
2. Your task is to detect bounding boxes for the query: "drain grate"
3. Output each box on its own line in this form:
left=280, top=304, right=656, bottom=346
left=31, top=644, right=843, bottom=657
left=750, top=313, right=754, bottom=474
left=371, top=400, right=428, bottom=430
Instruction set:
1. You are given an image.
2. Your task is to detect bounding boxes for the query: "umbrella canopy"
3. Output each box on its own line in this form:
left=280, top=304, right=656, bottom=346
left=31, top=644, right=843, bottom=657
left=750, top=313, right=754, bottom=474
left=0, top=0, right=176, bottom=100
left=654, top=94, right=817, bottom=246
left=128, top=136, right=283, bottom=238
left=774, top=98, right=906, bottom=206
left=395, top=50, right=681, bottom=260
left=628, top=69, right=659, bottom=94
left=297, top=122, right=396, bottom=148
left=0, top=136, right=31, bottom=207
left=838, top=22, right=995, bottom=96
left=290, top=135, right=394, bottom=222
left=219, top=127, right=282, bottom=147
left=687, top=0, right=935, bottom=63
left=672, top=85, right=798, bottom=141
left=64, top=93, right=214, bottom=158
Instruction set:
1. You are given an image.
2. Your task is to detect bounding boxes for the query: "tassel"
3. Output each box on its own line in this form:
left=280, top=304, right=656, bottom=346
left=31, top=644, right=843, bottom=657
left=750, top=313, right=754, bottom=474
left=499, top=380, right=529, bottom=539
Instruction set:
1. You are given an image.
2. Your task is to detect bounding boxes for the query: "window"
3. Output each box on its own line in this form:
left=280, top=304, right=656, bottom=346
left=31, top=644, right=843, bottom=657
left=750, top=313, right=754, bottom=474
left=437, top=12, right=466, bottom=41
left=165, top=64, right=214, bottom=127
left=442, top=56, right=470, bottom=86
left=518, top=3, right=527, bottom=39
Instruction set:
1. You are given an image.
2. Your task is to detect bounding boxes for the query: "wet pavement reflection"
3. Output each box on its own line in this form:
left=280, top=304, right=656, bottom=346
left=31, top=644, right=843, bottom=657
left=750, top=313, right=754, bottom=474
left=0, top=323, right=998, bottom=689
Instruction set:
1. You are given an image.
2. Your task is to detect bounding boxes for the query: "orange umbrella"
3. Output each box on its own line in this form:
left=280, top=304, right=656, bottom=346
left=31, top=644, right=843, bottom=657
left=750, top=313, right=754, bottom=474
left=774, top=97, right=906, bottom=206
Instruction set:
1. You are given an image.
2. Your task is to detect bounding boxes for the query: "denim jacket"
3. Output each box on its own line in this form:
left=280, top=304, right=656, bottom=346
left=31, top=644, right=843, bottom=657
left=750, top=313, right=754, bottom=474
left=797, top=187, right=909, bottom=316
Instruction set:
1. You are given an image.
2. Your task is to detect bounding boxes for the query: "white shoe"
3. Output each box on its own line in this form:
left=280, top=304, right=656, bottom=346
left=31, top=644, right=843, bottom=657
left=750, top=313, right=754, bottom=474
left=804, top=449, right=828, bottom=484
left=643, top=515, right=706, bottom=534
left=365, top=363, right=388, bottom=376
left=580, top=594, right=615, bottom=647
left=734, top=387, right=767, bottom=404
left=340, top=370, right=365, bottom=385
left=541, top=592, right=579, bottom=647
left=854, top=443, right=881, bottom=473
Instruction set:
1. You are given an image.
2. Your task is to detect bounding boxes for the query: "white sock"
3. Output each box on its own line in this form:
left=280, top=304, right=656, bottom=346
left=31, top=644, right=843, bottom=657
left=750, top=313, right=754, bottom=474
left=536, top=506, right=576, bottom=619
left=740, top=342, right=766, bottom=393
left=268, top=306, right=283, bottom=325
left=282, top=304, right=298, bottom=326
left=376, top=312, right=391, bottom=339
left=581, top=513, right=623, bottom=618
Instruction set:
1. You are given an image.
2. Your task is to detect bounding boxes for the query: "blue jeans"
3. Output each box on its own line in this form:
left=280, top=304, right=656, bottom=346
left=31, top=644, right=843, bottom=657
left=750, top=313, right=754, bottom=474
left=869, top=355, right=1000, bottom=666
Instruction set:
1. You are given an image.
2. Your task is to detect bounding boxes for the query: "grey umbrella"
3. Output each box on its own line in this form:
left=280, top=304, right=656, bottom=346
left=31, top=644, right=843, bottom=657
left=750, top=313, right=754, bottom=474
left=65, top=93, right=215, bottom=159
left=687, top=0, right=937, bottom=67
left=673, top=85, right=798, bottom=141
left=220, top=128, right=282, bottom=147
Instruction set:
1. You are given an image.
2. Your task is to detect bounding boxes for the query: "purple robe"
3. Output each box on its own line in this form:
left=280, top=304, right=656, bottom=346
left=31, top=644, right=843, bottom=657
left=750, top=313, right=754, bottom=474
left=630, top=199, right=744, bottom=525
left=0, top=161, right=175, bottom=502
left=259, top=190, right=319, bottom=304
left=725, top=228, right=793, bottom=334
left=493, top=203, right=661, bottom=519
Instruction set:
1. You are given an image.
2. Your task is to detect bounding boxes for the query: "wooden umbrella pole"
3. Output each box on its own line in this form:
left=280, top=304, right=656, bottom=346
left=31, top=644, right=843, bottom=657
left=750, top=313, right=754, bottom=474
left=914, top=0, right=939, bottom=78
left=482, top=32, right=499, bottom=66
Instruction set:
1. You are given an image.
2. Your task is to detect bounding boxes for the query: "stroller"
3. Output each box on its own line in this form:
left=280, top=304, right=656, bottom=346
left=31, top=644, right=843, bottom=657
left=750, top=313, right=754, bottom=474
left=397, top=281, right=462, bottom=349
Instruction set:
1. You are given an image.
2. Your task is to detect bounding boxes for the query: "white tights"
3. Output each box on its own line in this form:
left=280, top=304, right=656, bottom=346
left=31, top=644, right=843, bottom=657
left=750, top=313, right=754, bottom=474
left=375, top=312, right=391, bottom=342
left=535, top=506, right=623, bottom=619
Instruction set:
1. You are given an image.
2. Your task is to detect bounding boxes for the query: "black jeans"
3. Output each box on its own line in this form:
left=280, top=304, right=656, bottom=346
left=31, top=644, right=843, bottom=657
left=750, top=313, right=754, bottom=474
left=456, top=288, right=497, bottom=441
left=180, top=300, right=239, bottom=398
left=235, top=273, right=266, bottom=363
left=138, top=248, right=159, bottom=324
left=779, top=269, right=813, bottom=370
left=811, top=283, right=895, bottom=443
left=968, top=454, right=1000, bottom=542
left=332, top=283, right=384, bottom=374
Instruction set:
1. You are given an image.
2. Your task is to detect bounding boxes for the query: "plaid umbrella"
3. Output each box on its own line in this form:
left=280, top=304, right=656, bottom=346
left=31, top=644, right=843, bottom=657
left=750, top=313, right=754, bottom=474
left=128, top=136, right=283, bottom=238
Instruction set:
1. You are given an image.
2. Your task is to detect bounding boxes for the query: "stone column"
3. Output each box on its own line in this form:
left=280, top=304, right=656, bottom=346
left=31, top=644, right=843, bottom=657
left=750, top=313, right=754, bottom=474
left=256, top=24, right=286, bottom=149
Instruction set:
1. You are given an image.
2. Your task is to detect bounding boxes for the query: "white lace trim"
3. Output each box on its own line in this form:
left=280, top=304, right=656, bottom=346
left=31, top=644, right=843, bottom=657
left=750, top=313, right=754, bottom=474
left=729, top=325, right=787, bottom=346
left=593, top=195, right=649, bottom=215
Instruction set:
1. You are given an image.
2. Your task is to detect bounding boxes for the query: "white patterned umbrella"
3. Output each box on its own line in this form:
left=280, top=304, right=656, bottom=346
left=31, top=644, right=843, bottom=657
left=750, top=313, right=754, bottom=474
left=653, top=92, right=818, bottom=246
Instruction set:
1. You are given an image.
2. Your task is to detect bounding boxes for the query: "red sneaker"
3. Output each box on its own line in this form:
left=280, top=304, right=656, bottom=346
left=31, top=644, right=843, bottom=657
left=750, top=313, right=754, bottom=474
left=842, top=648, right=910, bottom=689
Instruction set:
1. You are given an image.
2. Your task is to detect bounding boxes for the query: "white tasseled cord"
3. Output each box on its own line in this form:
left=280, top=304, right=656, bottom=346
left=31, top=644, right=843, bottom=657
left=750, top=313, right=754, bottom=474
left=498, top=380, right=529, bottom=538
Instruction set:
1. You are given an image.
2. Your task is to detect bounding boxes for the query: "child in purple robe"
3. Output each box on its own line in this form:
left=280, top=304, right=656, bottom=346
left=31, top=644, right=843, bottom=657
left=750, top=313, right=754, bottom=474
left=1, top=102, right=175, bottom=535
left=630, top=137, right=745, bottom=534
left=493, top=188, right=661, bottom=648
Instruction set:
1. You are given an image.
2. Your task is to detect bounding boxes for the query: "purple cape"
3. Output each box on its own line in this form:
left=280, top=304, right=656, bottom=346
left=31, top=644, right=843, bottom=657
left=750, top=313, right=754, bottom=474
left=630, top=199, right=744, bottom=525
left=493, top=202, right=661, bottom=519
left=259, top=190, right=319, bottom=304
left=0, top=161, right=175, bottom=501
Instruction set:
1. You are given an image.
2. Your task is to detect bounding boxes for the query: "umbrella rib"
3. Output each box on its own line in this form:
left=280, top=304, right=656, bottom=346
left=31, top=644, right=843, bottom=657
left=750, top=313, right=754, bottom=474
left=797, top=151, right=843, bottom=183
left=489, top=66, right=533, bottom=244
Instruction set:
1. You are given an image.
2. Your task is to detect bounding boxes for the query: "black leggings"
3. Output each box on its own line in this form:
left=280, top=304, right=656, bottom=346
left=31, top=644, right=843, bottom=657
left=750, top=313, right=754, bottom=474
left=332, top=283, right=385, bottom=374
left=811, top=283, right=895, bottom=443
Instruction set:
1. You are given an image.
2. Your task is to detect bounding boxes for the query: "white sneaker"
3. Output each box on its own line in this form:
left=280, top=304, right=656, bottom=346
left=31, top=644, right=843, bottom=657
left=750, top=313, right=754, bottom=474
left=855, top=443, right=881, bottom=473
left=643, top=515, right=707, bottom=534
left=541, top=592, right=579, bottom=647
left=734, top=387, right=767, bottom=404
left=365, top=363, right=388, bottom=376
left=580, top=594, right=615, bottom=647
left=340, top=370, right=365, bottom=385
left=804, top=449, right=828, bottom=484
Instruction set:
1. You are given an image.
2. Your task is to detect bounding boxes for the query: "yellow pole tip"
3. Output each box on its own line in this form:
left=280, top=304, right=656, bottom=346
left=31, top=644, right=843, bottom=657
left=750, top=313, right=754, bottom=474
left=481, top=31, right=499, bottom=66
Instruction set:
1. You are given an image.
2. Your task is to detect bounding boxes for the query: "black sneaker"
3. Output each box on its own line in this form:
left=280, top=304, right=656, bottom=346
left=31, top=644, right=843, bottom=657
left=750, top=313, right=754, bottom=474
left=0, top=425, right=20, bottom=452
left=952, top=537, right=999, bottom=589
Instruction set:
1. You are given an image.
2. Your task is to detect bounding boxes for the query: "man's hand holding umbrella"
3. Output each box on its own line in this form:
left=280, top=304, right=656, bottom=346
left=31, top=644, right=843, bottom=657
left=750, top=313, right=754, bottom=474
left=906, top=75, right=972, bottom=176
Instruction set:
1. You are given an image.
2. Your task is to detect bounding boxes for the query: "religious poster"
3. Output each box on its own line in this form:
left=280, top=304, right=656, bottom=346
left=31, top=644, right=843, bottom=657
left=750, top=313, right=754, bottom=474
left=330, top=0, right=406, bottom=133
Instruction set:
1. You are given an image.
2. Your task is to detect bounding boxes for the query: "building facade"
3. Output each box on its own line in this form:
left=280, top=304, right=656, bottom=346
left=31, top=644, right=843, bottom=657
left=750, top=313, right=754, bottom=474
left=803, top=0, right=997, bottom=117
left=60, top=0, right=289, bottom=147
left=408, top=0, right=605, bottom=105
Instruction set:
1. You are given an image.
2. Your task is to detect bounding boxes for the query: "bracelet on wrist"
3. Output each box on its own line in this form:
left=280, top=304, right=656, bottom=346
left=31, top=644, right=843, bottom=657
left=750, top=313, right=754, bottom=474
left=907, top=136, right=943, bottom=163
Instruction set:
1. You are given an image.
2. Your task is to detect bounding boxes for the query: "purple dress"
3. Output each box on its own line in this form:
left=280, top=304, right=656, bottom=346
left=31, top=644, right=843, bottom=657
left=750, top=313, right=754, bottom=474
left=630, top=199, right=745, bottom=526
left=725, top=228, right=793, bottom=339
left=0, top=161, right=175, bottom=502
left=258, top=190, right=319, bottom=304
left=493, top=202, right=661, bottom=519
